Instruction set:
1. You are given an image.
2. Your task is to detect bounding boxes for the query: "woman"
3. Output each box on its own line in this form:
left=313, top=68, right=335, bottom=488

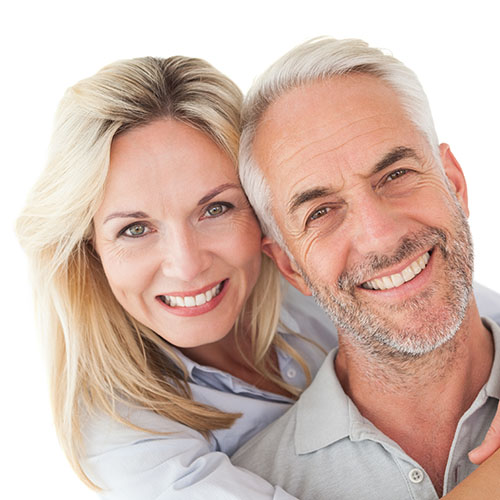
left=17, top=55, right=500, bottom=499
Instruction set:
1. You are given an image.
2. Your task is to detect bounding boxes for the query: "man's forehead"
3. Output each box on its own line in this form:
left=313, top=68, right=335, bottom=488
left=252, top=74, right=414, bottom=192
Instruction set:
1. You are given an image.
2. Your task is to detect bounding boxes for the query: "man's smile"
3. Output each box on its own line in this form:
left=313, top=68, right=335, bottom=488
left=361, top=251, right=431, bottom=291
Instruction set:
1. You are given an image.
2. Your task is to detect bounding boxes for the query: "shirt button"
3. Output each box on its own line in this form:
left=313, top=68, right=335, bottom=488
left=287, top=368, right=297, bottom=378
left=409, top=468, right=424, bottom=483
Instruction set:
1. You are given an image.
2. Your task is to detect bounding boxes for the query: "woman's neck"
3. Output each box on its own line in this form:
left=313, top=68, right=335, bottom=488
left=179, top=328, right=292, bottom=397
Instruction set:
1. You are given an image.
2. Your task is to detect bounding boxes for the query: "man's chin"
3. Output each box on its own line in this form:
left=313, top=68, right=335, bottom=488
left=320, top=287, right=470, bottom=357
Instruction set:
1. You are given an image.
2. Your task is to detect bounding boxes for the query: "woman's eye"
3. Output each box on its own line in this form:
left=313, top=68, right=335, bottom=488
left=204, top=203, right=231, bottom=218
left=121, top=223, right=150, bottom=238
left=308, top=206, right=331, bottom=223
left=386, top=168, right=408, bottom=182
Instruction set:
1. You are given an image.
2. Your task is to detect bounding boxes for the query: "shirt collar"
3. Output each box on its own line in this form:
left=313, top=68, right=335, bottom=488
left=170, top=303, right=299, bottom=379
left=169, top=331, right=297, bottom=403
left=295, top=349, right=352, bottom=454
left=295, top=317, right=500, bottom=456
left=482, top=317, right=500, bottom=400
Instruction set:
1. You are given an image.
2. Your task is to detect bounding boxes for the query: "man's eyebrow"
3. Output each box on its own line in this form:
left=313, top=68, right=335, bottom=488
left=372, top=146, right=419, bottom=174
left=104, top=211, right=149, bottom=224
left=286, top=147, right=418, bottom=216
left=197, top=183, right=240, bottom=205
left=287, top=187, right=334, bottom=216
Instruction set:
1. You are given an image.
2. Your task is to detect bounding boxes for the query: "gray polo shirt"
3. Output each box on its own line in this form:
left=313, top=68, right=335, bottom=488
left=233, top=318, right=500, bottom=500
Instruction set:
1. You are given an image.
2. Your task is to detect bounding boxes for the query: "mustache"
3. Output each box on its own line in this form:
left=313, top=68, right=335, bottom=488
left=337, top=227, right=447, bottom=292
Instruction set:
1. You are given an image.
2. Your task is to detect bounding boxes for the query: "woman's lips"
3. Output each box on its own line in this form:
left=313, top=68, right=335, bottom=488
left=156, top=279, right=229, bottom=317
left=158, top=280, right=226, bottom=307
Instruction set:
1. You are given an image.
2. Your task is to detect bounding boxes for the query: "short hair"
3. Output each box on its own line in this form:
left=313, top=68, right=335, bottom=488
left=16, top=56, right=300, bottom=488
left=239, top=37, right=440, bottom=247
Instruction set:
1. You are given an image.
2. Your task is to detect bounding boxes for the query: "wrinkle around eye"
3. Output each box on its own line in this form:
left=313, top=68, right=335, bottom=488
left=304, top=201, right=345, bottom=230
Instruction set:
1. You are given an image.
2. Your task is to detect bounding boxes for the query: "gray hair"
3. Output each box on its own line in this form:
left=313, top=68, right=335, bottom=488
left=239, top=37, right=440, bottom=247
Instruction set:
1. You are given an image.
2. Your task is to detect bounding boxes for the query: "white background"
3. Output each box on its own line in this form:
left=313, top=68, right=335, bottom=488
left=3, top=0, right=499, bottom=498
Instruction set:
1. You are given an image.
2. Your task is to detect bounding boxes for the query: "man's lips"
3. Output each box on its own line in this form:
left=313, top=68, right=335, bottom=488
left=157, top=280, right=227, bottom=307
left=360, top=251, right=431, bottom=291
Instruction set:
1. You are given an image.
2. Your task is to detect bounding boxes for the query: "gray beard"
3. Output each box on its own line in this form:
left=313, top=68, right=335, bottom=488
left=300, top=197, right=474, bottom=359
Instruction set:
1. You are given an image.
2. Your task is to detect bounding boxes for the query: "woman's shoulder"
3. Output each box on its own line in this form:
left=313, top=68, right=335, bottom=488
left=280, top=283, right=337, bottom=351
left=82, top=401, right=206, bottom=459
left=81, top=403, right=293, bottom=499
left=474, top=282, right=500, bottom=324
left=81, top=402, right=217, bottom=495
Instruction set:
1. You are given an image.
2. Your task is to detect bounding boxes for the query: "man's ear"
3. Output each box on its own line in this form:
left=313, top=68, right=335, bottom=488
left=262, top=236, right=312, bottom=296
left=439, top=143, right=469, bottom=216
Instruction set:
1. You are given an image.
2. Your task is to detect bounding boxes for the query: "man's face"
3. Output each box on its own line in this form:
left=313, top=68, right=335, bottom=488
left=255, top=74, right=474, bottom=356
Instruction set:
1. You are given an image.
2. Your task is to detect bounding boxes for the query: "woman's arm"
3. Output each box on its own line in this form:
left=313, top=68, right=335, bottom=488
left=467, top=283, right=500, bottom=464
left=468, top=399, right=500, bottom=464
left=82, top=408, right=298, bottom=500
left=443, top=448, right=500, bottom=499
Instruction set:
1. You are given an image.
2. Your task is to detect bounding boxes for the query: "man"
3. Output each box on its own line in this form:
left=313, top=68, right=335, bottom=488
left=232, top=38, right=500, bottom=498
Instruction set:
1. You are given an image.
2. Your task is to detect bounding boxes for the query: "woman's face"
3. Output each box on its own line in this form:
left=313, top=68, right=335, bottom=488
left=93, top=119, right=262, bottom=348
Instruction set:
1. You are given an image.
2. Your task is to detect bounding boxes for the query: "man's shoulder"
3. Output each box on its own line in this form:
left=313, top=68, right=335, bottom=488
left=232, top=399, right=418, bottom=500
left=474, top=282, right=500, bottom=324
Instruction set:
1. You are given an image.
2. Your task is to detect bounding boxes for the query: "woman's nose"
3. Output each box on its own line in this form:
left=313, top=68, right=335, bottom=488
left=160, top=228, right=212, bottom=283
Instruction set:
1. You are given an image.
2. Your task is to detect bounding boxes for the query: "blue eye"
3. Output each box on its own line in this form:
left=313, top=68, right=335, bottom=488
left=204, top=203, right=232, bottom=218
left=121, top=223, right=150, bottom=238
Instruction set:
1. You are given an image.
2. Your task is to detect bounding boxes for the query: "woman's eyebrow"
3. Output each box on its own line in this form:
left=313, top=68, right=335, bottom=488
left=197, top=183, right=240, bottom=206
left=102, top=183, right=240, bottom=224
left=103, top=211, right=149, bottom=224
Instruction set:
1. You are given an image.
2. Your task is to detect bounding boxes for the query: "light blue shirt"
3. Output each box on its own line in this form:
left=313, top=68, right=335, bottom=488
left=82, top=286, right=336, bottom=500
left=82, top=283, right=500, bottom=499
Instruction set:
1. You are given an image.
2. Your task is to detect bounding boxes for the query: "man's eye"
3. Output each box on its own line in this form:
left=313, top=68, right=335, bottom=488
left=204, top=203, right=232, bottom=218
left=386, top=168, right=408, bottom=182
left=308, top=206, right=331, bottom=222
left=121, top=223, right=150, bottom=238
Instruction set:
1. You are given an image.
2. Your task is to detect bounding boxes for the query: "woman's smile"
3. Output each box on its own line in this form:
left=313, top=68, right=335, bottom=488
left=93, top=119, right=262, bottom=347
left=156, top=278, right=229, bottom=316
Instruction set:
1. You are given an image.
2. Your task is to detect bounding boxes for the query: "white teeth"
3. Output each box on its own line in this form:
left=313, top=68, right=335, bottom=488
left=382, top=276, right=393, bottom=289
left=410, top=261, right=421, bottom=274
left=401, top=266, right=415, bottom=282
left=160, top=282, right=224, bottom=308
left=390, top=273, right=405, bottom=288
left=184, top=296, right=195, bottom=307
left=361, top=252, right=430, bottom=291
left=195, top=293, right=206, bottom=306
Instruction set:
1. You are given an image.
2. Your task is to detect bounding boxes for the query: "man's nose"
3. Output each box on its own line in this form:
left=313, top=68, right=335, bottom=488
left=349, top=194, right=408, bottom=257
left=160, top=227, right=212, bottom=283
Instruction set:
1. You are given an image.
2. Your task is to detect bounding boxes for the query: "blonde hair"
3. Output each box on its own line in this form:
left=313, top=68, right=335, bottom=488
left=16, top=56, right=312, bottom=487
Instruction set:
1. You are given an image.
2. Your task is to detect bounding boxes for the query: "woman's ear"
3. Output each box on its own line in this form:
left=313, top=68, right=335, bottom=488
left=439, top=143, right=469, bottom=216
left=262, top=236, right=312, bottom=296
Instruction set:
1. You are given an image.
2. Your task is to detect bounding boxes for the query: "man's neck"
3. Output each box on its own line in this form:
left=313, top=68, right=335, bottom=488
left=334, top=300, right=494, bottom=495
